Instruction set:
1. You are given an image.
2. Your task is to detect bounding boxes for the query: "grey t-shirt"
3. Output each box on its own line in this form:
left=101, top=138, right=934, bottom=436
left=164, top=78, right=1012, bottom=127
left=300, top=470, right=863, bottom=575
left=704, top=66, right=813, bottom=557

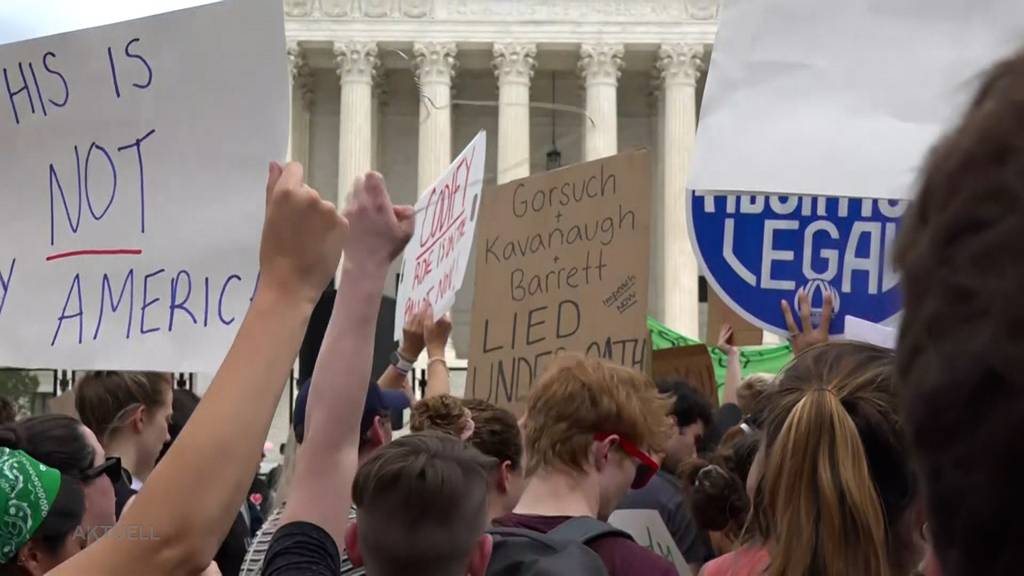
left=616, top=469, right=714, bottom=564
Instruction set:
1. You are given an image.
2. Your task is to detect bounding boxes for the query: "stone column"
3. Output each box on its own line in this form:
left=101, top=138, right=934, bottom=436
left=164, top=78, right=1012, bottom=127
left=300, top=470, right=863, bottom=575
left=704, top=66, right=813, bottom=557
left=414, top=42, right=458, bottom=193
left=371, top=72, right=388, bottom=171
left=287, top=42, right=313, bottom=169
left=579, top=43, right=624, bottom=161
left=334, top=41, right=378, bottom=204
left=657, top=43, right=706, bottom=337
left=492, top=43, right=537, bottom=184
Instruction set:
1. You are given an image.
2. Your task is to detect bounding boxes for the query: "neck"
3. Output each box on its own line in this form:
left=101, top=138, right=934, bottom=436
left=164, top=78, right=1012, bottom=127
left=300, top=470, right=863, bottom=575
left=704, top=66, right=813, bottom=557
left=513, top=467, right=600, bottom=518
left=487, top=491, right=513, bottom=522
left=105, top=435, right=151, bottom=483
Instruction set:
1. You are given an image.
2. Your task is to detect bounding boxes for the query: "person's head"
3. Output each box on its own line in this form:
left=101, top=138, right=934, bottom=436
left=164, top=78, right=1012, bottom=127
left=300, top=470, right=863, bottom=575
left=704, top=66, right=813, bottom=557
left=755, top=342, right=918, bottom=576
left=157, top=388, right=201, bottom=462
left=74, top=372, right=173, bottom=479
left=461, top=398, right=525, bottom=517
left=656, top=379, right=713, bottom=471
left=345, top=432, right=495, bottom=576
left=523, top=354, right=672, bottom=520
left=736, top=373, right=774, bottom=416
left=411, top=395, right=474, bottom=440
left=292, top=379, right=409, bottom=460
left=0, top=397, right=17, bottom=426
left=0, top=416, right=118, bottom=547
left=895, top=49, right=1024, bottom=576
left=682, top=429, right=760, bottom=538
left=0, top=448, right=85, bottom=576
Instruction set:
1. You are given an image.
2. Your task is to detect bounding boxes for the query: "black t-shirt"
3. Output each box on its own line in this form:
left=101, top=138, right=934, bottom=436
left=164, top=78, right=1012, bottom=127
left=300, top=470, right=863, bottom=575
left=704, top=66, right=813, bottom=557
left=262, top=521, right=341, bottom=576
left=215, top=511, right=252, bottom=576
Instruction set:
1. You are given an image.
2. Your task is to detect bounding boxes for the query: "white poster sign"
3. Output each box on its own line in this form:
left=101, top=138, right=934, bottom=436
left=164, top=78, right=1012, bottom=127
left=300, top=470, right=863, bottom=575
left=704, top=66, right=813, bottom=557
left=690, top=0, right=1024, bottom=200
left=394, top=131, right=486, bottom=340
left=608, top=509, right=692, bottom=576
left=0, top=0, right=287, bottom=371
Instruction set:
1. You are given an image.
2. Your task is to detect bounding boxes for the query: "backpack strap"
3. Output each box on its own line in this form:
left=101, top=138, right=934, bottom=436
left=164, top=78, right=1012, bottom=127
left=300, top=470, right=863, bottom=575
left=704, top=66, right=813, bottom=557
left=547, top=517, right=633, bottom=545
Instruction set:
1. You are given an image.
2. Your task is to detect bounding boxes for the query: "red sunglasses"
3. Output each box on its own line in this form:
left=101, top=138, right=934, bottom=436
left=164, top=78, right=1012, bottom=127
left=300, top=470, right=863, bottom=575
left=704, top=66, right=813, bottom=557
left=593, top=433, right=660, bottom=489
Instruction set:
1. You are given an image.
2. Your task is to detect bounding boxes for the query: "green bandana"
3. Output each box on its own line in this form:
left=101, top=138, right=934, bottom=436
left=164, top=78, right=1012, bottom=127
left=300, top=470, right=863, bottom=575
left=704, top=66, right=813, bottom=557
left=0, top=448, right=62, bottom=563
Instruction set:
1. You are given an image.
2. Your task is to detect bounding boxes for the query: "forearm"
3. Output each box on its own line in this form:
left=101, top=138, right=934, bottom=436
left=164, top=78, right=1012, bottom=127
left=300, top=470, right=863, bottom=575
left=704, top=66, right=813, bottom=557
left=723, top=351, right=741, bottom=405
left=378, top=365, right=415, bottom=403
left=285, top=261, right=388, bottom=542
left=424, top=348, right=450, bottom=399
left=75, top=289, right=313, bottom=575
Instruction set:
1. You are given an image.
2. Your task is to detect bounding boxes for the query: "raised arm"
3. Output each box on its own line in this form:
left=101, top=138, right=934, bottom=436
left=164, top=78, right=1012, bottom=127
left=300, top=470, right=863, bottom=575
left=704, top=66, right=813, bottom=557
left=55, top=162, right=347, bottom=576
left=282, top=172, right=413, bottom=547
left=422, top=305, right=453, bottom=399
left=717, top=323, right=741, bottom=406
left=377, top=304, right=429, bottom=403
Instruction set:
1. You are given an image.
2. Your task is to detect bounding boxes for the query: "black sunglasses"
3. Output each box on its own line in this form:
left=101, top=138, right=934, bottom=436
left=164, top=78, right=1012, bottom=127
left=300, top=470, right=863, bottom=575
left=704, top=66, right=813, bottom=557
left=82, top=456, right=122, bottom=485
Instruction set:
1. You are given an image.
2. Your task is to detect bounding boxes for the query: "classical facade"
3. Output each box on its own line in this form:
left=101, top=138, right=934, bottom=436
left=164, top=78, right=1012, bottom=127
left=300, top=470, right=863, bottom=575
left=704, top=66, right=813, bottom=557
left=284, top=0, right=719, bottom=356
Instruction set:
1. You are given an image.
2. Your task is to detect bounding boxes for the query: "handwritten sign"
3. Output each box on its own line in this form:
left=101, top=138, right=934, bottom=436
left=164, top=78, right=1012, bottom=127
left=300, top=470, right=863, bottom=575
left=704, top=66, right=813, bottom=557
left=690, top=192, right=904, bottom=336
left=468, top=151, right=651, bottom=414
left=394, top=131, right=486, bottom=340
left=0, top=0, right=287, bottom=371
left=652, top=345, right=719, bottom=408
left=608, top=509, right=692, bottom=576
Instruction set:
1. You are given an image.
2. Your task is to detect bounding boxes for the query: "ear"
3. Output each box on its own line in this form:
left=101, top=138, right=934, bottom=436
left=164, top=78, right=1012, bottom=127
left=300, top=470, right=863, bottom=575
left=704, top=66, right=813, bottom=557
left=497, top=461, right=513, bottom=494
left=467, top=533, right=493, bottom=576
left=131, top=405, right=147, bottom=434
left=593, top=435, right=619, bottom=472
left=368, top=416, right=392, bottom=447
left=344, top=522, right=364, bottom=567
left=17, top=540, right=47, bottom=576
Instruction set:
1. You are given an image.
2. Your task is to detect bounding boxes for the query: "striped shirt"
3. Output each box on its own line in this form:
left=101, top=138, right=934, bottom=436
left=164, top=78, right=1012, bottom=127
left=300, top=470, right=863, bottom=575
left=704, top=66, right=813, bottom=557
left=240, top=503, right=362, bottom=576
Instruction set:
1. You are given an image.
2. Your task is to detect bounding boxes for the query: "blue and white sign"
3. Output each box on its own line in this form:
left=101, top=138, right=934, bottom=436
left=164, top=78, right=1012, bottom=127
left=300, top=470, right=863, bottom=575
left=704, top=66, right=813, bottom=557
left=689, top=192, right=905, bottom=336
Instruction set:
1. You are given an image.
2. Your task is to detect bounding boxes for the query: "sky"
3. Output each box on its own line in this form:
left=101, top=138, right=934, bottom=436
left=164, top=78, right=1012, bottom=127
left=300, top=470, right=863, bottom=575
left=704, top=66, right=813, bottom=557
left=0, top=0, right=219, bottom=46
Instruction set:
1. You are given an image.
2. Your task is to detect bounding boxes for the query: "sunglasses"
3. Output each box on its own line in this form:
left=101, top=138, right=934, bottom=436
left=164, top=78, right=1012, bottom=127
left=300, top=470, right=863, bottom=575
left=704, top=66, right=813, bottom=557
left=593, top=433, right=659, bottom=489
left=82, top=456, right=122, bottom=485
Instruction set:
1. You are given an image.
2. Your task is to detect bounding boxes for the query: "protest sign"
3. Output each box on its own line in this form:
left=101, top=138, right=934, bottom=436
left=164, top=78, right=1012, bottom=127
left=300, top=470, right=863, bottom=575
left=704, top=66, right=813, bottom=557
left=0, top=0, right=287, bottom=371
left=690, top=192, right=904, bottom=336
left=608, top=510, right=692, bottom=576
left=468, top=151, right=651, bottom=414
left=652, top=344, right=718, bottom=408
left=706, top=287, right=762, bottom=346
left=394, top=131, right=486, bottom=340
left=844, top=315, right=897, bottom=350
left=689, top=0, right=1024, bottom=200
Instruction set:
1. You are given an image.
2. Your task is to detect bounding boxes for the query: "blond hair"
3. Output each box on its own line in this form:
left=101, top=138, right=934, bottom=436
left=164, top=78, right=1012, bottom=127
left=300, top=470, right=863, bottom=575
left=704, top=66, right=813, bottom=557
left=737, top=373, right=774, bottom=416
left=756, top=342, right=914, bottom=576
left=523, top=354, right=672, bottom=476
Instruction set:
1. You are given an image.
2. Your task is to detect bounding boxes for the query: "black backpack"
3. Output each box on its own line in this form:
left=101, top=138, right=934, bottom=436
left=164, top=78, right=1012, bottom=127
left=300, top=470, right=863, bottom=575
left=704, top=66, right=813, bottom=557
left=486, top=517, right=633, bottom=576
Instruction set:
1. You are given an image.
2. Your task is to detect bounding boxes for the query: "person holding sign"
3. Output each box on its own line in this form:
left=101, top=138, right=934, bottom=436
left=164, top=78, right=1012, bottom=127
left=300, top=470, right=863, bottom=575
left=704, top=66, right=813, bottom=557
left=46, top=161, right=349, bottom=576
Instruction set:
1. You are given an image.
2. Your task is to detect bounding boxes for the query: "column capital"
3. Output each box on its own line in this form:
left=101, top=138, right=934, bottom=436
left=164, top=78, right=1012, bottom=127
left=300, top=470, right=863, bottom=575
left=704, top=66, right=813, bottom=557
left=657, top=43, right=706, bottom=87
left=579, top=43, right=624, bottom=86
left=334, top=40, right=379, bottom=84
left=414, top=42, right=458, bottom=85
left=287, top=41, right=308, bottom=80
left=492, top=43, right=537, bottom=86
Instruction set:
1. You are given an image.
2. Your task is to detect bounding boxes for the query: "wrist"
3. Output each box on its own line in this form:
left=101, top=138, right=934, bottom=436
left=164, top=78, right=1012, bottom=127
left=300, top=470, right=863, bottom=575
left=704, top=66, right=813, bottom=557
left=253, top=282, right=319, bottom=316
left=398, top=343, right=423, bottom=361
left=427, top=344, right=446, bottom=357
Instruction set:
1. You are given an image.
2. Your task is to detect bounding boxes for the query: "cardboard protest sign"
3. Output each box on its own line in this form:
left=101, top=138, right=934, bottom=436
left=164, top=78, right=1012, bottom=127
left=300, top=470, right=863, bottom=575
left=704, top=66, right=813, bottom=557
left=690, top=192, right=904, bottom=336
left=705, top=287, right=762, bottom=346
left=608, top=510, right=692, bottom=576
left=394, top=131, right=486, bottom=340
left=690, top=0, right=1024, bottom=200
left=0, top=0, right=287, bottom=371
left=652, top=344, right=718, bottom=408
left=468, top=151, right=651, bottom=414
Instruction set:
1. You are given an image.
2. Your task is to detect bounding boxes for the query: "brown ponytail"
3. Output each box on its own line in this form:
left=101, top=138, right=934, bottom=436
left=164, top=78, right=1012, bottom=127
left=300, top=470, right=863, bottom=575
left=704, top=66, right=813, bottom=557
left=757, top=342, right=915, bottom=576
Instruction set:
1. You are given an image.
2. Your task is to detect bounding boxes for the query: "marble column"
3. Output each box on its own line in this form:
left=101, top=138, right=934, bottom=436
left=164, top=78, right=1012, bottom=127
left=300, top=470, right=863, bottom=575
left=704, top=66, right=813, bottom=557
left=371, top=72, right=388, bottom=171
left=579, top=43, right=624, bottom=161
left=287, top=42, right=313, bottom=169
left=492, top=42, right=537, bottom=184
left=657, top=43, right=706, bottom=337
left=414, top=42, right=458, bottom=194
left=334, top=40, right=378, bottom=204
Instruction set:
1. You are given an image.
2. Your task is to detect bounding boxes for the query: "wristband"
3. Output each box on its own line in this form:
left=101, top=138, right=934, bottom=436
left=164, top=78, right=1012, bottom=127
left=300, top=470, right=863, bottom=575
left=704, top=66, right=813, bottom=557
left=428, top=356, right=448, bottom=370
left=391, top=350, right=415, bottom=374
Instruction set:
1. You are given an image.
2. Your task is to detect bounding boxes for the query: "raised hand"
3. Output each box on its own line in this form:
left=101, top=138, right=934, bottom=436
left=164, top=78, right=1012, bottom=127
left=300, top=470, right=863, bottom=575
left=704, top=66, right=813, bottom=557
left=260, top=161, right=348, bottom=305
left=400, top=302, right=429, bottom=360
left=342, top=172, right=415, bottom=272
left=717, top=323, right=737, bottom=356
left=781, top=287, right=833, bottom=354
left=422, top=302, right=453, bottom=357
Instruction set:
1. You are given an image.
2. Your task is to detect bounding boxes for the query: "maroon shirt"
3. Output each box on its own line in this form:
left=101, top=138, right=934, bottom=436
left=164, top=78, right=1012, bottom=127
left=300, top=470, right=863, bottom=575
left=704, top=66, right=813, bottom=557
left=494, top=513, right=679, bottom=576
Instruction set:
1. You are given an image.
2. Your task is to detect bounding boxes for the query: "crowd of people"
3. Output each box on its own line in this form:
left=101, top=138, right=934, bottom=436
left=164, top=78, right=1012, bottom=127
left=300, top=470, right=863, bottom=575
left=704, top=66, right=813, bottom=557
left=0, top=48, right=1022, bottom=576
